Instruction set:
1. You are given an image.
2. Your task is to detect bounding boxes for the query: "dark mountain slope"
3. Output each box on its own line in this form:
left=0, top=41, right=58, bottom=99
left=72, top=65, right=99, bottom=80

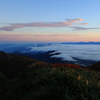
left=0, top=51, right=53, bottom=78
left=88, top=61, right=100, bottom=71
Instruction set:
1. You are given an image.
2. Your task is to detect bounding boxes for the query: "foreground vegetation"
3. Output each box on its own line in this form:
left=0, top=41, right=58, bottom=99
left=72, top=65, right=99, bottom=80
left=0, top=67, right=100, bottom=100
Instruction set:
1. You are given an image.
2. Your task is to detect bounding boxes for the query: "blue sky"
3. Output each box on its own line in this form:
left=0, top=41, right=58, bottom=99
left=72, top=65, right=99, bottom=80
left=0, top=0, right=100, bottom=43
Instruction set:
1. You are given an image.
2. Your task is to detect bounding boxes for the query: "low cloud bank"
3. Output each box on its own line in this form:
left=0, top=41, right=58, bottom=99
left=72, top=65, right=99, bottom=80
left=28, top=44, right=100, bottom=63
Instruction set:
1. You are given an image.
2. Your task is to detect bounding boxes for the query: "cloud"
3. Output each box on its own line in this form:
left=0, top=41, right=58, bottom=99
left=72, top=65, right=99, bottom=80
left=0, top=18, right=98, bottom=31
left=29, top=44, right=100, bottom=66
left=71, top=26, right=100, bottom=30
left=0, top=33, right=80, bottom=37
left=0, top=34, right=30, bottom=36
left=0, top=22, right=72, bottom=31
left=78, top=23, right=89, bottom=25
left=33, top=34, right=81, bottom=37
left=0, top=18, right=85, bottom=31
left=65, top=18, right=84, bottom=23
left=0, top=25, right=23, bottom=31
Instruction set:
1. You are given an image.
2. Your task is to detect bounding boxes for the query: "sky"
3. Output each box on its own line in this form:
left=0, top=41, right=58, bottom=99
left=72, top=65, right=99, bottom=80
left=0, top=0, right=100, bottom=43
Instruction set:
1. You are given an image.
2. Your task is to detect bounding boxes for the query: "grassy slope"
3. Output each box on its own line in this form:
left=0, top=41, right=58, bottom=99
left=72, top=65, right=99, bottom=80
left=0, top=51, right=100, bottom=100
left=0, top=67, right=100, bottom=100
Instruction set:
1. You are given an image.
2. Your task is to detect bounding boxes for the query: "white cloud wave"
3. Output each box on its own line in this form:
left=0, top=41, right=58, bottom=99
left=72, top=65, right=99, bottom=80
left=28, top=44, right=100, bottom=62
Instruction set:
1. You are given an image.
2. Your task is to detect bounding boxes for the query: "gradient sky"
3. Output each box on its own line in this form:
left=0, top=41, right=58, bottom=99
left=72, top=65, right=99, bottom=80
left=0, top=0, right=100, bottom=43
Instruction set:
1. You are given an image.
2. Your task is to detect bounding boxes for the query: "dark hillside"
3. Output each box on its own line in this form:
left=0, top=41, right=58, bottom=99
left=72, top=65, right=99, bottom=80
left=0, top=51, right=100, bottom=100
left=88, top=61, right=100, bottom=71
left=0, top=51, right=53, bottom=78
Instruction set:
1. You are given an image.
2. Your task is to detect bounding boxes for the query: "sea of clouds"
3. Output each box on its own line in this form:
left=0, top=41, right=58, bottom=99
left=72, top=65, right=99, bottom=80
left=0, top=43, right=100, bottom=66
left=28, top=43, right=100, bottom=63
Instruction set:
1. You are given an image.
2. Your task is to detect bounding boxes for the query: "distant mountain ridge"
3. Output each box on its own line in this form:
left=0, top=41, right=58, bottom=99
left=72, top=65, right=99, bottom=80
left=61, top=42, right=100, bottom=45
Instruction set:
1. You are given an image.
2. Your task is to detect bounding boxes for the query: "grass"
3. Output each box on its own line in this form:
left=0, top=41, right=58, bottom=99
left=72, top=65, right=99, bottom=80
left=0, top=67, right=100, bottom=100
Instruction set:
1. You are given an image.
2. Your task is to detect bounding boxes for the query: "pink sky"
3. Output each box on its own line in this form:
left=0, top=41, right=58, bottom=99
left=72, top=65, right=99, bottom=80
left=0, top=18, right=100, bottom=43
left=0, top=33, right=100, bottom=43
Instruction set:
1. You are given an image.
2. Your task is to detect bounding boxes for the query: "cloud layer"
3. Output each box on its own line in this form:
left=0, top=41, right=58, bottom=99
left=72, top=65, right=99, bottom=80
left=0, top=18, right=89, bottom=31
left=27, top=44, right=100, bottom=66
left=71, top=27, right=100, bottom=30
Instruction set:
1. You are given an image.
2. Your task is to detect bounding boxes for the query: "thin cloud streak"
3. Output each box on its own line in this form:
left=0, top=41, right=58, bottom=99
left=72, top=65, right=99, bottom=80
left=33, top=34, right=81, bottom=37
left=0, top=34, right=81, bottom=37
left=1, top=33, right=100, bottom=42
left=0, top=18, right=87, bottom=31
left=78, top=23, right=89, bottom=25
left=71, top=27, right=100, bottom=30
left=65, top=18, right=84, bottom=23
